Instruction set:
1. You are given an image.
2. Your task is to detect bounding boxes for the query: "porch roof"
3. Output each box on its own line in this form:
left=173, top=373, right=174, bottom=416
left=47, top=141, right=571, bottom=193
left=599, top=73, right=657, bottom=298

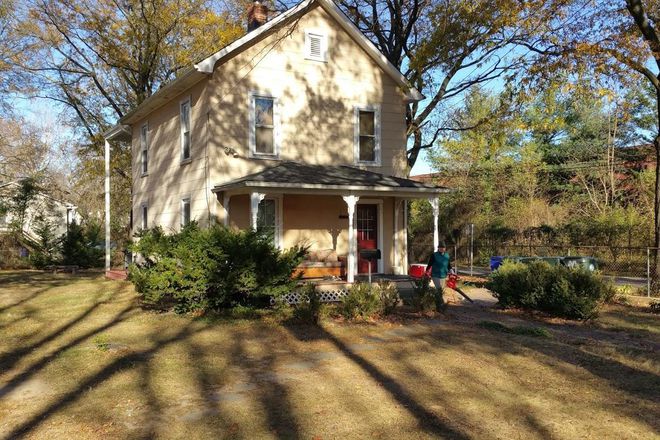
left=211, top=161, right=449, bottom=197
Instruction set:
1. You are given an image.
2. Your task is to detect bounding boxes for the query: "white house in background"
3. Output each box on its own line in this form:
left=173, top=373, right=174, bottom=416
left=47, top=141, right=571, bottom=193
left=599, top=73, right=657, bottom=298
left=103, top=0, right=448, bottom=281
left=0, top=180, right=78, bottom=242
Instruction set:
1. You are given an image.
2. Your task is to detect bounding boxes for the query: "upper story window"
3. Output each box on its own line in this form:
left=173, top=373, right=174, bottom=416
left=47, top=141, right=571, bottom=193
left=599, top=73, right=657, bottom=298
left=180, top=98, right=191, bottom=161
left=140, top=123, right=148, bottom=175
left=181, top=197, right=191, bottom=228
left=354, top=105, right=381, bottom=165
left=141, top=203, right=148, bottom=230
left=305, top=30, right=327, bottom=62
left=249, top=92, right=279, bottom=157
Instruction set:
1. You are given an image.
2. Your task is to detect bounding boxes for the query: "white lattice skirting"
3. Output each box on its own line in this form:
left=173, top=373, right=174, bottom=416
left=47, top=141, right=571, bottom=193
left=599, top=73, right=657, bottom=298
left=273, top=287, right=349, bottom=305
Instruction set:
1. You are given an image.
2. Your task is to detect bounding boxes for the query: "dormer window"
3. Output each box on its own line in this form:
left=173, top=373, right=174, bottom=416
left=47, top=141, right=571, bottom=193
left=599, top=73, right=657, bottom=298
left=305, top=30, right=327, bottom=62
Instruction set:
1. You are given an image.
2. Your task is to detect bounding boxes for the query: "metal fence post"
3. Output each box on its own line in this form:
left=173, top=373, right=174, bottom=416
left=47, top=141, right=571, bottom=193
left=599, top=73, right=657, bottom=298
left=648, top=247, right=651, bottom=298
left=470, top=223, right=474, bottom=276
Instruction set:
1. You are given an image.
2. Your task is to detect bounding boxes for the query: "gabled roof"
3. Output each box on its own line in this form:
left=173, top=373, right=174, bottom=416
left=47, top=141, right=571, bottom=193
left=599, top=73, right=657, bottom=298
left=118, top=0, right=422, bottom=127
left=212, top=161, right=448, bottom=196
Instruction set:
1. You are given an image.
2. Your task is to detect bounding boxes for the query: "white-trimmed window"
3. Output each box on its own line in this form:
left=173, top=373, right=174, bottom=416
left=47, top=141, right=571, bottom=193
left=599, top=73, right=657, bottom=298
left=256, top=196, right=283, bottom=249
left=140, top=123, right=148, bottom=174
left=141, top=203, right=148, bottom=230
left=354, top=105, right=381, bottom=165
left=180, top=98, right=191, bottom=161
left=305, top=30, right=327, bottom=62
left=181, top=197, right=191, bottom=228
left=249, top=92, right=279, bottom=157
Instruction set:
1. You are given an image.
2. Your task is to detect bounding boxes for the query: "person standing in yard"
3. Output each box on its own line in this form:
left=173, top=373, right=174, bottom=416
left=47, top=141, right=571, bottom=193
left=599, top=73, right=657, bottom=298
left=426, top=243, right=452, bottom=310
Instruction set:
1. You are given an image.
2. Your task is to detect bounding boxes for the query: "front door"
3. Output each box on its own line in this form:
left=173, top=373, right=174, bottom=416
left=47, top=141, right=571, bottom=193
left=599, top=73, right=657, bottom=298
left=357, top=204, right=378, bottom=274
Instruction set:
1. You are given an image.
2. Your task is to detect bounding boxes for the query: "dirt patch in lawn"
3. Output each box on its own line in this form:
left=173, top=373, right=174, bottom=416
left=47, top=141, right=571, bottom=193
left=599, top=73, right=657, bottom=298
left=0, top=271, right=658, bottom=439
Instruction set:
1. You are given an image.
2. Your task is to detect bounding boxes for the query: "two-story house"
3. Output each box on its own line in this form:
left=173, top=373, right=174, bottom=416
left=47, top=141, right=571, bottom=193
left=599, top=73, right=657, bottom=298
left=103, top=0, right=447, bottom=282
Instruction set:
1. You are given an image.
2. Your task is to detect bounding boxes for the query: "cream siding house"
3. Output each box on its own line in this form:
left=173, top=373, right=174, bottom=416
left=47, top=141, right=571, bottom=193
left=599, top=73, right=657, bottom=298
left=104, top=0, right=447, bottom=281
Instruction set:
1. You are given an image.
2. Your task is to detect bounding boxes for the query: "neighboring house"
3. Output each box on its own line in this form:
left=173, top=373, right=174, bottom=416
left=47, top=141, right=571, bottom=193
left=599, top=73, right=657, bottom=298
left=104, top=0, right=447, bottom=281
left=0, top=180, right=78, bottom=242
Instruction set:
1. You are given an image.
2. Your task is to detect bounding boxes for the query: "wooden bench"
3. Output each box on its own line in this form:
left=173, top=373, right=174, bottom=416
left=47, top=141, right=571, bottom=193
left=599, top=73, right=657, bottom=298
left=293, top=261, right=346, bottom=279
left=45, top=265, right=79, bottom=274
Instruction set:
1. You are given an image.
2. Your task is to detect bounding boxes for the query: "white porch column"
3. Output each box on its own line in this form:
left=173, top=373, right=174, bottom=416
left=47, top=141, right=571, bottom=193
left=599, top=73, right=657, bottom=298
left=250, top=192, right=266, bottom=230
left=429, top=197, right=440, bottom=250
left=403, top=200, right=408, bottom=269
left=342, top=195, right=360, bottom=283
left=223, top=193, right=231, bottom=227
left=394, top=198, right=401, bottom=274
left=104, top=138, right=111, bottom=272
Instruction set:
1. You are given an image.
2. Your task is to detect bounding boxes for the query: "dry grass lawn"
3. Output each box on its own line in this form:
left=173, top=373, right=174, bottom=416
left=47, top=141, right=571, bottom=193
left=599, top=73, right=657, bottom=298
left=0, top=270, right=658, bottom=439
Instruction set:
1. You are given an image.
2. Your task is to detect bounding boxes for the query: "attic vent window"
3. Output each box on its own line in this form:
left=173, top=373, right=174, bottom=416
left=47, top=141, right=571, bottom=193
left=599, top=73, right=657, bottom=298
left=305, top=30, right=326, bottom=62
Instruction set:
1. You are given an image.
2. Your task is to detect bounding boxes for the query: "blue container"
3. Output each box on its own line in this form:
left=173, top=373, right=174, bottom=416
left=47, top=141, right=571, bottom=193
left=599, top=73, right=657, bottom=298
left=490, top=256, right=504, bottom=271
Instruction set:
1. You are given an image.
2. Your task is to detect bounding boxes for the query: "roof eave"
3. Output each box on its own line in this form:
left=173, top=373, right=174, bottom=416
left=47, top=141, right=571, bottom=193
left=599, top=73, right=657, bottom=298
left=103, top=123, right=132, bottom=141
left=195, top=0, right=315, bottom=74
left=119, top=67, right=205, bottom=125
left=212, top=180, right=450, bottom=196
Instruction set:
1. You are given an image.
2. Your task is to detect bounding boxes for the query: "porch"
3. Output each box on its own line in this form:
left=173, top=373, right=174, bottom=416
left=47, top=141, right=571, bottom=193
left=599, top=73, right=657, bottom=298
left=212, top=162, right=448, bottom=283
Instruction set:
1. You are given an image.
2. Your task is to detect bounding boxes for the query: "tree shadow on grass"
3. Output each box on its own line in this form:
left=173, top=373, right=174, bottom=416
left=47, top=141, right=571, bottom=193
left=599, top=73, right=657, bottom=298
left=433, top=312, right=660, bottom=435
left=2, top=323, right=203, bottom=440
left=228, top=328, right=303, bottom=439
left=0, top=286, right=54, bottom=314
left=0, top=271, right=100, bottom=288
left=284, top=322, right=470, bottom=439
left=0, top=300, right=137, bottom=402
left=0, top=284, right=126, bottom=373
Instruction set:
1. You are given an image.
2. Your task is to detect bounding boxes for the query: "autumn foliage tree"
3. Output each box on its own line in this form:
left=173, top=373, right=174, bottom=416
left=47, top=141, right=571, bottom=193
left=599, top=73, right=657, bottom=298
left=523, top=0, right=660, bottom=287
left=12, top=0, right=244, bottom=248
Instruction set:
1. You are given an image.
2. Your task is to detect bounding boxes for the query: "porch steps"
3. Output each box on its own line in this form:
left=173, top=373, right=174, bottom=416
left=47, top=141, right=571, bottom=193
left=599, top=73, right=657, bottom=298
left=105, top=269, right=128, bottom=281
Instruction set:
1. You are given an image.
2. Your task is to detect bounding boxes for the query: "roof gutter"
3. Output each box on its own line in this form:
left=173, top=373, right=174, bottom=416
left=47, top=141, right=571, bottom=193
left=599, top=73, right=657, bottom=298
left=212, top=180, right=449, bottom=194
left=103, top=123, right=132, bottom=141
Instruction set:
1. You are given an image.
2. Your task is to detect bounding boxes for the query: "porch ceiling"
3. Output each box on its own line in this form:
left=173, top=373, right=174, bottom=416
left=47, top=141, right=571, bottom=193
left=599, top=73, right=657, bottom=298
left=212, top=161, right=450, bottom=198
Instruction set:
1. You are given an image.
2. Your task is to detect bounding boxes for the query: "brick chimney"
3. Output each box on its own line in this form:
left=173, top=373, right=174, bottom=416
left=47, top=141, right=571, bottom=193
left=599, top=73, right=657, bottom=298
left=247, top=1, right=268, bottom=32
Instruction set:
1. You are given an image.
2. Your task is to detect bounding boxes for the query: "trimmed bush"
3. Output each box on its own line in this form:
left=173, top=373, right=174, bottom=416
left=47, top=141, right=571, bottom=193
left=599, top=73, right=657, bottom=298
left=378, top=281, right=400, bottom=315
left=411, top=276, right=436, bottom=311
left=487, top=261, right=614, bottom=320
left=292, top=283, right=326, bottom=324
left=340, top=281, right=400, bottom=319
left=128, top=223, right=307, bottom=313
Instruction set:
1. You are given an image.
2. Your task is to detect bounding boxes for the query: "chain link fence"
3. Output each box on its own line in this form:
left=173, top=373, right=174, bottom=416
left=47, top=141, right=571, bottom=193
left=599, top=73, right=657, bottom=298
left=409, top=237, right=659, bottom=296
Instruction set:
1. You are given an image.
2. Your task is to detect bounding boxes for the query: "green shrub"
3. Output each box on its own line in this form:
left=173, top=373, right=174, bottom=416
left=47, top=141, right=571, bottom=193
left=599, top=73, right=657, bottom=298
left=60, top=220, right=104, bottom=268
left=411, top=276, right=436, bottom=311
left=128, top=223, right=307, bottom=313
left=341, top=282, right=381, bottom=319
left=340, top=282, right=400, bottom=319
left=292, top=283, right=326, bottom=324
left=28, top=214, right=60, bottom=269
left=377, top=281, right=400, bottom=315
left=487, top=261, right=614, bottom=320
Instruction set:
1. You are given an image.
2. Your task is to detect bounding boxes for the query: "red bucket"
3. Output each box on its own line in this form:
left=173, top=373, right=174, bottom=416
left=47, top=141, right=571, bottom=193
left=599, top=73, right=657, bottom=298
left=408, top=264, right=427, bottom=279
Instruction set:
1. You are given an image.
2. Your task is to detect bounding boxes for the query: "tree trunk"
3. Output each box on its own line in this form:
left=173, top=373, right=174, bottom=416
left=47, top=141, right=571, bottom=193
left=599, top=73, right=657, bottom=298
left=407, top=130, right=423, bottom=171
left=654, top=130, right=660, bottom=293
